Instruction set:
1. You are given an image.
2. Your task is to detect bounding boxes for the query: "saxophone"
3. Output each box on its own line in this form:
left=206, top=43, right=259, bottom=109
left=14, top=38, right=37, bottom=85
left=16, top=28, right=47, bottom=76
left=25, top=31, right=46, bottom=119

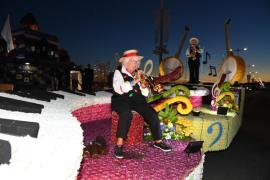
left=190, top=47, right=198, bottom=60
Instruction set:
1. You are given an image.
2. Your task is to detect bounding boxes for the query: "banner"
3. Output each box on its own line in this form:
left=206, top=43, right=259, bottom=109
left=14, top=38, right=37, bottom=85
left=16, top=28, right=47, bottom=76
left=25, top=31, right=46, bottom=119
left=1, top=15, right=14, bottom=53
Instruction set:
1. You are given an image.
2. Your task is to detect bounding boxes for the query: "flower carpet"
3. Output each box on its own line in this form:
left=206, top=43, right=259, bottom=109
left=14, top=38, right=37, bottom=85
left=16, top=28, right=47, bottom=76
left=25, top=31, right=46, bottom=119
left=77, top=118, right=203, bottom=180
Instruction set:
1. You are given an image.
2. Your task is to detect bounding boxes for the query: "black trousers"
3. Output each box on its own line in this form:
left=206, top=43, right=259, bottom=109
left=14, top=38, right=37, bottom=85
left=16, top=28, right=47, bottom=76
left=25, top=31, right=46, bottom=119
left=188, top=59, right=200, bottom=83
left=111, top=94, right=162, bottom=141
left=85, top=80, right=93, bottom=93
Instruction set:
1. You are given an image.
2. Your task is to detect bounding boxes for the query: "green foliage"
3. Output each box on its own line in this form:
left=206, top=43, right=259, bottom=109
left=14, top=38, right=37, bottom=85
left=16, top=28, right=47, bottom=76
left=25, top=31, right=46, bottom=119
left=220, top=82, right=231, bottom=92
left=147, top=85, right=190, bottom=103
left=144, top=134, right=153, bottom=141
left=158, top=104, right=178, bottom=123
left=161, top=85, right=190, bottom=98
left=146, top=94, right=162, bottom=103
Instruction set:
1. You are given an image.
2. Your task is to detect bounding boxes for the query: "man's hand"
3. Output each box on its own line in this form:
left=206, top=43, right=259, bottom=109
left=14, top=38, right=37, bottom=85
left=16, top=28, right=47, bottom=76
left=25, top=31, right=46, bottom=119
left=134, top=76, right=140, bottom=84
left=137, top=70, right=148, bottom=88
left=134, top=70, right=143, bottom=84
left=137, top=70, right=143, bottom=78
left=141, top=83, right=147, bottom=88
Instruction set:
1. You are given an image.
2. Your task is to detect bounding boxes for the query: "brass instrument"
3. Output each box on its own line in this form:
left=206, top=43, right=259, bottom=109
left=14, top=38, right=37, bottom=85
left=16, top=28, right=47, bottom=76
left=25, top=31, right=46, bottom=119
left=137, top=71, right=164, bottom=93
left=190, top=46, right=199, bottom=60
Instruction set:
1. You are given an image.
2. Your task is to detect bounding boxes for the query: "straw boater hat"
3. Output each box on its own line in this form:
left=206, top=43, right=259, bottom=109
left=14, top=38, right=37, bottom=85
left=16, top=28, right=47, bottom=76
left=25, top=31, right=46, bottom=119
left=189, top=37, right=199, bottom=45
left=118, top=49, right=144, bottom=63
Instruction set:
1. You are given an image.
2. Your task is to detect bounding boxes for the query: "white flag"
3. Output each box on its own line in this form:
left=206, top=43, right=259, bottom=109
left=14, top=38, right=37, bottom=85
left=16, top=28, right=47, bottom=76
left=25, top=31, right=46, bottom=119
left=1, top=15, right=14, bottom=53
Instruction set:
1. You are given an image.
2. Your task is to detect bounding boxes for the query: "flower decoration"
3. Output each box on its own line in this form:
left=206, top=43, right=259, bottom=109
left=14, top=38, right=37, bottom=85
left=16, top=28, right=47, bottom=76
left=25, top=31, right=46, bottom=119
left=158, top=104, right=178, bottom=124
left=144, top=104, right=194, bottom=141
left=216, top=82, right=238, bottom=112
left=175, top=117, right=194, bottom=138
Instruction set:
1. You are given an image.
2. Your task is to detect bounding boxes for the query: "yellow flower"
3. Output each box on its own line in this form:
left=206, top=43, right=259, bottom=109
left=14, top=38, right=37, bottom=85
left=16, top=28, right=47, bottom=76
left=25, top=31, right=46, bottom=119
left=174, top=117, right=194, bottom=137
left=167, top=122, right=173, bottom=129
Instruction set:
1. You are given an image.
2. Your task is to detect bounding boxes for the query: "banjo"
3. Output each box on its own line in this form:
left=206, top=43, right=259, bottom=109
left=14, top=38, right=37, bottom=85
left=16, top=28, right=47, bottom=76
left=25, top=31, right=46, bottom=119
left=158, top=26, right=190, bottom=82
left=211, top=18, right=246, bottom=108
left=219, top=18, right=246, bottom=83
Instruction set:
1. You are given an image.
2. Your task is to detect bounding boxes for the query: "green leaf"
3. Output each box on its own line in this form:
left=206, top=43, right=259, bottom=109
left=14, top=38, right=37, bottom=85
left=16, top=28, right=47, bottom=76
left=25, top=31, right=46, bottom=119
left=158, top=110, right=166, bottom=117
left=165, top=104, right=170, bottom=115
left=171, top=109, right=177, bottom=116
left=170, top=104, right=173, bottom=111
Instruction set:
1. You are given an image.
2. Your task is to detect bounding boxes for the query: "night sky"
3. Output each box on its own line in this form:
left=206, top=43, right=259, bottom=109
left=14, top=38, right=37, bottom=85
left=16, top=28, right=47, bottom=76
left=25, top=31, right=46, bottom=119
left=1, top=0, right=270, bottom=82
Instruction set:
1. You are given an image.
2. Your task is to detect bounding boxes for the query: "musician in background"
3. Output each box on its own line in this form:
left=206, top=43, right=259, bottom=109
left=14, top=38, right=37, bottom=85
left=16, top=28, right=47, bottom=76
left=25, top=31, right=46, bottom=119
left=84, top=64, right=94, bottom=94
left=112, top=49, right=171, bottom=159
left=186, top=37, right=202, bottom=84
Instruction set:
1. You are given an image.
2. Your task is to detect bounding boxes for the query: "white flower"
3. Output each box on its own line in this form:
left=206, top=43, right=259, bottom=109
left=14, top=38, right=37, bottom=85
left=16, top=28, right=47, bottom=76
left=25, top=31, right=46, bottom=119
left=165, top=133, right=171, bottom=139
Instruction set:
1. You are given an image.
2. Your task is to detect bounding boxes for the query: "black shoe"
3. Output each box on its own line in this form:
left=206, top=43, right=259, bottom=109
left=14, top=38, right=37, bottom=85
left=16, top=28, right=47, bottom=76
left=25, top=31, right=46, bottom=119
left=153, top=142, right=172, bottom=152
left=114, top=145, right=124, bottom=159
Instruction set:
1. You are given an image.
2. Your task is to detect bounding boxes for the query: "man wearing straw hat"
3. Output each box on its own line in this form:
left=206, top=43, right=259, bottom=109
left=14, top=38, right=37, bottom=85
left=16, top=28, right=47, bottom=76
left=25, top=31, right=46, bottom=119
left=112, top=49, right=172, bottom=158
left=186, top=37, right=202, bottom=84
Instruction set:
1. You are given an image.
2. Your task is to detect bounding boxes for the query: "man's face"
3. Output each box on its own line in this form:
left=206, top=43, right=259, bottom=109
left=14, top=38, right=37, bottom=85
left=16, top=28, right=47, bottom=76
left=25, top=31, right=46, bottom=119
left=125, top=58, right=140, bottom=73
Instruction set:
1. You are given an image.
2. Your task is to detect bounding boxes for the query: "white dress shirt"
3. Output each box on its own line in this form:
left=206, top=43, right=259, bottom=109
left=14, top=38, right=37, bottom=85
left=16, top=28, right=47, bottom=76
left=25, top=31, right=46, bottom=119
left=113, top=66, right=149, bottom=97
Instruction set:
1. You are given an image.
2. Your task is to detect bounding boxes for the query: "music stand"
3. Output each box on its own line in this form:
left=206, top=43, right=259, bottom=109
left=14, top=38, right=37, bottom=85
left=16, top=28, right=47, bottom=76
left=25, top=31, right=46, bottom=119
left=217, top=107, right=228, bottom=115
left=184, top=141, right=204, bottom=156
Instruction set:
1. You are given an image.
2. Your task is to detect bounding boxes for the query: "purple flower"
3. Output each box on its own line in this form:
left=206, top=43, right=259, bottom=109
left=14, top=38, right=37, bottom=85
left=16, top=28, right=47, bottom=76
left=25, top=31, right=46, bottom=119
left=170, top=126, right=175, bottom=131
left=160, top=124, right=166, bottom=131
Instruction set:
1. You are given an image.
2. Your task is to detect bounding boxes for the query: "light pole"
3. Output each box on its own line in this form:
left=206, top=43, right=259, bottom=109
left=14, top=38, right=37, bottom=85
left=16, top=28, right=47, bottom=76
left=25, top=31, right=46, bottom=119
left=247, top=64, right=255, bottom=83
left=248, top=64, right=255, bottom=72
left=229, top=47, right=248, bottom=55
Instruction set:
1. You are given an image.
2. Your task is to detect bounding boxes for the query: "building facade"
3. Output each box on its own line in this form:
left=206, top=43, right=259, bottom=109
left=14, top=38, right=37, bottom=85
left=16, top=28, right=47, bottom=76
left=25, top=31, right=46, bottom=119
left=0, top=13, right=73, bottom=90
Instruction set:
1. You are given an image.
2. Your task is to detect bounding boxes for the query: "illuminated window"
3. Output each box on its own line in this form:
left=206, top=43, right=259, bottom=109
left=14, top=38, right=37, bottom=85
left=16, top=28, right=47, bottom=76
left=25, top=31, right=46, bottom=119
left=30, top=24, right=39, bottom=31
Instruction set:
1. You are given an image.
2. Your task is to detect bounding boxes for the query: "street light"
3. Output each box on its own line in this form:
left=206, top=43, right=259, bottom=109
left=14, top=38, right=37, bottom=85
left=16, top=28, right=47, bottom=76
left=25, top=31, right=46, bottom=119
left=248, top=64, right=255, bottom=71
left=247, top=64, right=255, bottom=83
left=230, top=47, right=248, bottom=55
left=235, top=47, right=248, bottom=55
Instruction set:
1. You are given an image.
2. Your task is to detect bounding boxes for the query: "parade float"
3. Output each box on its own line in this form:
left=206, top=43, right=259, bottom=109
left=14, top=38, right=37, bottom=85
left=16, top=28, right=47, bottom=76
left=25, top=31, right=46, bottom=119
left=143, top=18, right=246, bottom=152
left=145, top=82, right=245, bottom=152
left=0, top=14, right=204, bottom=180
left=0, top=14, right=246, bottom=179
